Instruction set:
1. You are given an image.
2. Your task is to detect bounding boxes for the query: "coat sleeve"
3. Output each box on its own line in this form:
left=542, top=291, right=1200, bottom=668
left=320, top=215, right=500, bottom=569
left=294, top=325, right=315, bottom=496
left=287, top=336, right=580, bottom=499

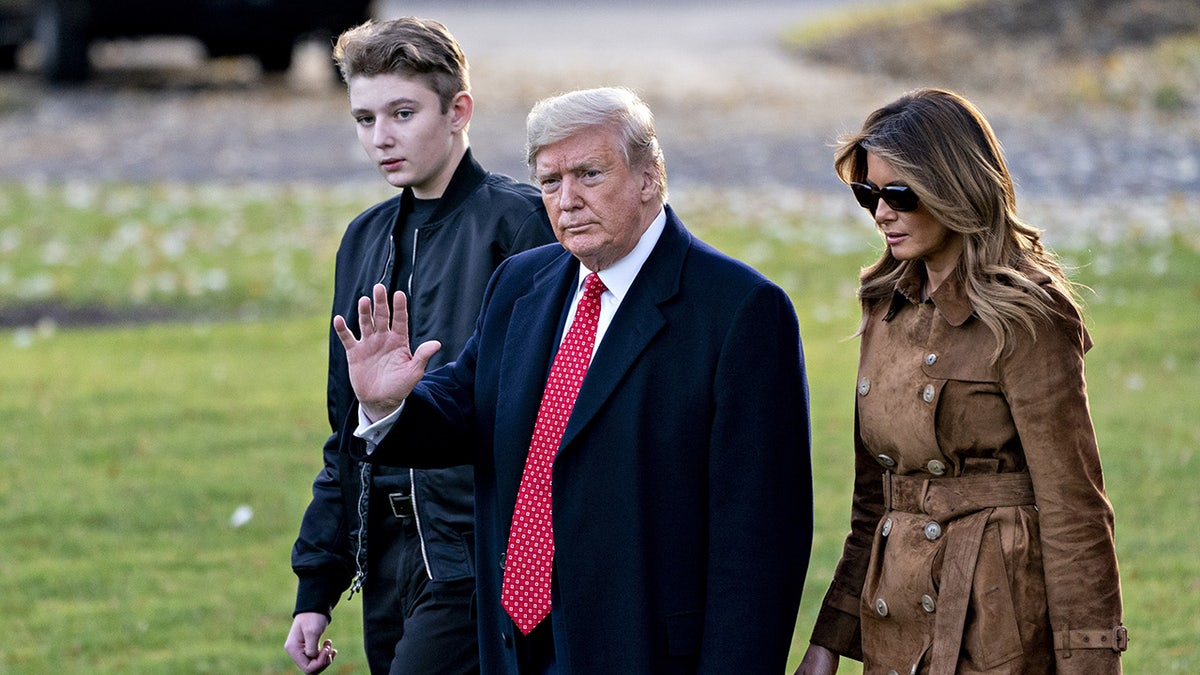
left=697, top=281, right=814, bottom=673
left=290, top=430, right=356, bottom=617
left=290, top=317, right=358, bottom=618
left=808, top=407, right=885, bottom=661
left=361, top=356, right=479, bottom=468
left=1000, top=292, right=1125, bottom=673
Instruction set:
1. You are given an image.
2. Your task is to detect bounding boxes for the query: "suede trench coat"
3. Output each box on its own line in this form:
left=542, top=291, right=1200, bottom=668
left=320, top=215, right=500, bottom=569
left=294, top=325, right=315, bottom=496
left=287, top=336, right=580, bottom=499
left=810, top=264, right=1125, bottom=675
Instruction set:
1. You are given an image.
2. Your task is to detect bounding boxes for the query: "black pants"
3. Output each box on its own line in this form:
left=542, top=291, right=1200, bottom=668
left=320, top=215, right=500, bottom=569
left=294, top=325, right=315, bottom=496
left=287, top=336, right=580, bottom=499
left=363, top=487, right=479, bottom=675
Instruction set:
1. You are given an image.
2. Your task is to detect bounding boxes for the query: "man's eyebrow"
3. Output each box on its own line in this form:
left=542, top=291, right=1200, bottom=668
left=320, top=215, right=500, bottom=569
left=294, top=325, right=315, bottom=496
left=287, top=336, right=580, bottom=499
left=535, top=153, right=610, bottom=178
left=561, top=158, right=606, bottom=175
left=536, top=161, right=588, bottom=178
left=350, top=97, right=423, bottom=116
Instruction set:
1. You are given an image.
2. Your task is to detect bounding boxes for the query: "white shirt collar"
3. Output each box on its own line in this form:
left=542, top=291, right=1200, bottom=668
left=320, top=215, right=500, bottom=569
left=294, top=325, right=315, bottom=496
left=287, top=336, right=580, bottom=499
left=574, top=206, right=667, bottom=300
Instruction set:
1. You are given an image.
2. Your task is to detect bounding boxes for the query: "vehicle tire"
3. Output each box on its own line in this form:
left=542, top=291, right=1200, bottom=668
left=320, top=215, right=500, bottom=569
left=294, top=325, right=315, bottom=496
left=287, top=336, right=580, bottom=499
left=0, top=45, right=18, bottom=72
left=256, top=37, right=294, bottom=74
left=36, top=0, right=90, bottom=83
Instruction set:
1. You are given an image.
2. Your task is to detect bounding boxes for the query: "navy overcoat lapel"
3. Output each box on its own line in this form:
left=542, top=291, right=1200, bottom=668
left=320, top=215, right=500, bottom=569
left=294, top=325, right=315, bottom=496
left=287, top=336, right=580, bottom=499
left=494, top=250, right=578, bottom=490
left=557, top=208, right=689, bottom=454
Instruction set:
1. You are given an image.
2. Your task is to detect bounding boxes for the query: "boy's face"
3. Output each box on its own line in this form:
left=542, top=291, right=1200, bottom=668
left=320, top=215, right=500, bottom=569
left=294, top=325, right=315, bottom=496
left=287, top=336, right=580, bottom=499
left=349, top=73, right=467, bottom=198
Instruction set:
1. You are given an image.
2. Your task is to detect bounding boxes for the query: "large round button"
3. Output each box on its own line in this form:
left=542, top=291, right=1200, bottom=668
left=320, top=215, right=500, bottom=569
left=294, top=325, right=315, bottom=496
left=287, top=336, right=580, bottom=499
left=881, top=518, right=893, bottom=537
left=858, top=377, right=871, bottom=396
left=925, top=353, right=938, bottom=365
left=922, top=384, right=935, bottom=403
left=927, top=459, right=947, bottom=476
left=924, top=521, right=943, bottom=540
left=875, top=598, right=889, bottom=617
left=876, top=454, right=897, bottom=469
left=921, top=594, right=937, bottom=613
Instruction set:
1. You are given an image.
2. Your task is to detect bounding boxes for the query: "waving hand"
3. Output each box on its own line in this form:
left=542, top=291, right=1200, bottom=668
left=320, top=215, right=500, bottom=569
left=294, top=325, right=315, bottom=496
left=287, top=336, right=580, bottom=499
left=333, top=284, right=442, bottom=422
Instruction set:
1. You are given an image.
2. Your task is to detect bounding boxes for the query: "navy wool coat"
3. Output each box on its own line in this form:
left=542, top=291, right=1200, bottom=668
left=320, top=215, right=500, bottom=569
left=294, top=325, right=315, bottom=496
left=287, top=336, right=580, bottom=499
left=357, top=206, right=813, bottom=674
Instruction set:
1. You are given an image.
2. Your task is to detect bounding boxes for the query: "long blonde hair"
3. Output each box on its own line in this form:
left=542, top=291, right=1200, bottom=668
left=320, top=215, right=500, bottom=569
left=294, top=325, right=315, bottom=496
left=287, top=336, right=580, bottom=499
left=836, top=88, right=1080, bottom=362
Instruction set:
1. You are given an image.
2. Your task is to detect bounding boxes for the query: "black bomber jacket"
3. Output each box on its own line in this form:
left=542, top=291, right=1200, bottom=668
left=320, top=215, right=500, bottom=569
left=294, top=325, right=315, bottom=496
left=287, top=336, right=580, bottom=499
left=291, top=150, right=556, bottom=617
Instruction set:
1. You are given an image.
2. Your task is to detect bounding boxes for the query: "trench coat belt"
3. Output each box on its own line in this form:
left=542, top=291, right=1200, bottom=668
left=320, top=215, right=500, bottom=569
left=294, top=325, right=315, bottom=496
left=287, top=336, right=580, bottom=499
left=882, top=471, right=1036, bottom=675
left=882, top=470, right=1035, bottom=522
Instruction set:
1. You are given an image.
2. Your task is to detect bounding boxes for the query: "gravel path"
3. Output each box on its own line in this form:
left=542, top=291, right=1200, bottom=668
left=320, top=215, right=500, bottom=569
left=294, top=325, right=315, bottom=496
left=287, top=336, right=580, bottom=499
left=0, top=0, right=1196, bottom=200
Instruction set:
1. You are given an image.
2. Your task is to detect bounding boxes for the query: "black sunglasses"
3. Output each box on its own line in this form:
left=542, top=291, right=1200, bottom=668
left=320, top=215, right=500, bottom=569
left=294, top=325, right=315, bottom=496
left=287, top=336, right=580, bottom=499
left=850, top=182, right=920, bottom=213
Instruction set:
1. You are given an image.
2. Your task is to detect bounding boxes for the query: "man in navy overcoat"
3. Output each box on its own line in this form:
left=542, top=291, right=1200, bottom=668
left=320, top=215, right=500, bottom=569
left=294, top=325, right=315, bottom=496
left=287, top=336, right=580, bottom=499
left=335, top=87, right=813, bottom=674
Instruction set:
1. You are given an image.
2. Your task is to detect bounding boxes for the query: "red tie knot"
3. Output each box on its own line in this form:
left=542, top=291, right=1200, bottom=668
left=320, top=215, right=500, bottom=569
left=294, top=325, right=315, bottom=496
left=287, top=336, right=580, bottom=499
left=583, top=272, right=607, bottom=299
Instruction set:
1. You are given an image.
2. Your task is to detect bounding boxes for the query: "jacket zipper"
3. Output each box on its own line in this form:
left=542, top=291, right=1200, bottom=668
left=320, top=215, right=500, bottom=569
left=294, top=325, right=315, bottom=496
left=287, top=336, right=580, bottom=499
left=379, top=233, right=395, bottom=291
left=347, top=460, right=371, bottom=599
left=410, top=468, right=434, bottom=580
left=408, top=229, right=435, bottom=581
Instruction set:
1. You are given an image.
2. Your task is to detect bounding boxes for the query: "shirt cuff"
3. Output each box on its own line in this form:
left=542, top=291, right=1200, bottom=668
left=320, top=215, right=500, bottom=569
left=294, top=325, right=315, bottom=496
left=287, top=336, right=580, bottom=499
left=354, top=401, right=404, bottom=452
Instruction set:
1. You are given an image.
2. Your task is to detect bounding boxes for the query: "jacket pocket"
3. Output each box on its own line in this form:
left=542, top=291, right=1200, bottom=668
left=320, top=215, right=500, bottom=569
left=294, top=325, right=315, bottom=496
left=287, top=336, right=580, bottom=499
left=446, top=529, right=476, bottom=580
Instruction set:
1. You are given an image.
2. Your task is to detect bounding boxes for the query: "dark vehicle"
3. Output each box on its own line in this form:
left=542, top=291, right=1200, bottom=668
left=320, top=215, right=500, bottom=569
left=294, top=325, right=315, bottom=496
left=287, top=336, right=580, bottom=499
left=0, top=0, right=35, bottom=70
left=34, top=0, right=373, bottom=82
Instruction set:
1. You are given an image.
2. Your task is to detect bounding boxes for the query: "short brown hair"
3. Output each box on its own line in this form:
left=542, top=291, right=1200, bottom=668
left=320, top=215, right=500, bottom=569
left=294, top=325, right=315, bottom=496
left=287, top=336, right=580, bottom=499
left=333, top=17, right=469, bottom=113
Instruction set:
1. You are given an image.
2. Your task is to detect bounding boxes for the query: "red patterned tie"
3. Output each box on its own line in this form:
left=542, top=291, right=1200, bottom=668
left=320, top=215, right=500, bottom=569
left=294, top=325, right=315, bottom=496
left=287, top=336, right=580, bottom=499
left=501, top=272, right=607, bottom=634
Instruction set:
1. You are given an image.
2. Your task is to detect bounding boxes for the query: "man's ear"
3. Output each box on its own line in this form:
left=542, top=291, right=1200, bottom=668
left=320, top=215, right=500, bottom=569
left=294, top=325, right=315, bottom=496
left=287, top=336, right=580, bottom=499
left=639, top=166, right=660, bottom=203
left=450, top=91, right=473, bottom=133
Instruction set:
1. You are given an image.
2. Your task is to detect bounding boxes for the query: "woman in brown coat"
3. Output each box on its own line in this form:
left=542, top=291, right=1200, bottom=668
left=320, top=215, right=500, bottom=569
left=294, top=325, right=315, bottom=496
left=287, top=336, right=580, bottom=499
left=797, top=89, right=1126, bottom=674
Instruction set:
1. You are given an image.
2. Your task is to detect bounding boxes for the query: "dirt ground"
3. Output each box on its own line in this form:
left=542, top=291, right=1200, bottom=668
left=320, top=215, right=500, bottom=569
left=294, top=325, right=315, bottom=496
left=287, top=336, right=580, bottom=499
left=0, top=0, right=1196, bottom=199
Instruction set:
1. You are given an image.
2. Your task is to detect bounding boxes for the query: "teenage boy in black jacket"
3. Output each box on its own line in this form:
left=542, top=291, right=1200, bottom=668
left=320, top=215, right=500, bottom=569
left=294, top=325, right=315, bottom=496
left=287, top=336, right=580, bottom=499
left=285, top=17, right=555, bottom=675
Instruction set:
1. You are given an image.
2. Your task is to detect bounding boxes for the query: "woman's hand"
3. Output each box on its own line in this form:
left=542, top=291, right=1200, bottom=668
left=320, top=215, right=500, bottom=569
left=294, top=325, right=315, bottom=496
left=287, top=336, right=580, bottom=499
left=794, top=643, right=839, bottom=675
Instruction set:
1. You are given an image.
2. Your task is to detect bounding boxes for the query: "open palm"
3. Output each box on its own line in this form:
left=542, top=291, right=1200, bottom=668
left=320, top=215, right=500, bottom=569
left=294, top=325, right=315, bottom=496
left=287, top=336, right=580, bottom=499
left=333, top=284, right=442, bottom=422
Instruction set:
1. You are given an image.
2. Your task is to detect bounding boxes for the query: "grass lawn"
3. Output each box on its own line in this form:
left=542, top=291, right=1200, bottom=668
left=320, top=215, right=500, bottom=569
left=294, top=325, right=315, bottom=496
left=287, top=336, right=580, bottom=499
left=1, top=183, right=1197, bottom=672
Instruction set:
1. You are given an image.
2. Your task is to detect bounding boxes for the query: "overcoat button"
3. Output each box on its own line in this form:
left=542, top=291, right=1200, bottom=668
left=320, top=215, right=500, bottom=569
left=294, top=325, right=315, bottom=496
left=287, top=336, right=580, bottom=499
left=875, top=598, right=888, bottom=617
left=921, top=594, right=936, bottom=613
left=927, top=459, right=947, bottom=476
left=925, top=353, right=937, bottom=365
left=876, top=454, right=896, bottom=468
left=922, top=384, right=935, bottom=403
left=858, top=377, right=871, bottom=396
left=881, top=518, right=893, bottom=537
left=924, top=521, right=942, bottom=540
